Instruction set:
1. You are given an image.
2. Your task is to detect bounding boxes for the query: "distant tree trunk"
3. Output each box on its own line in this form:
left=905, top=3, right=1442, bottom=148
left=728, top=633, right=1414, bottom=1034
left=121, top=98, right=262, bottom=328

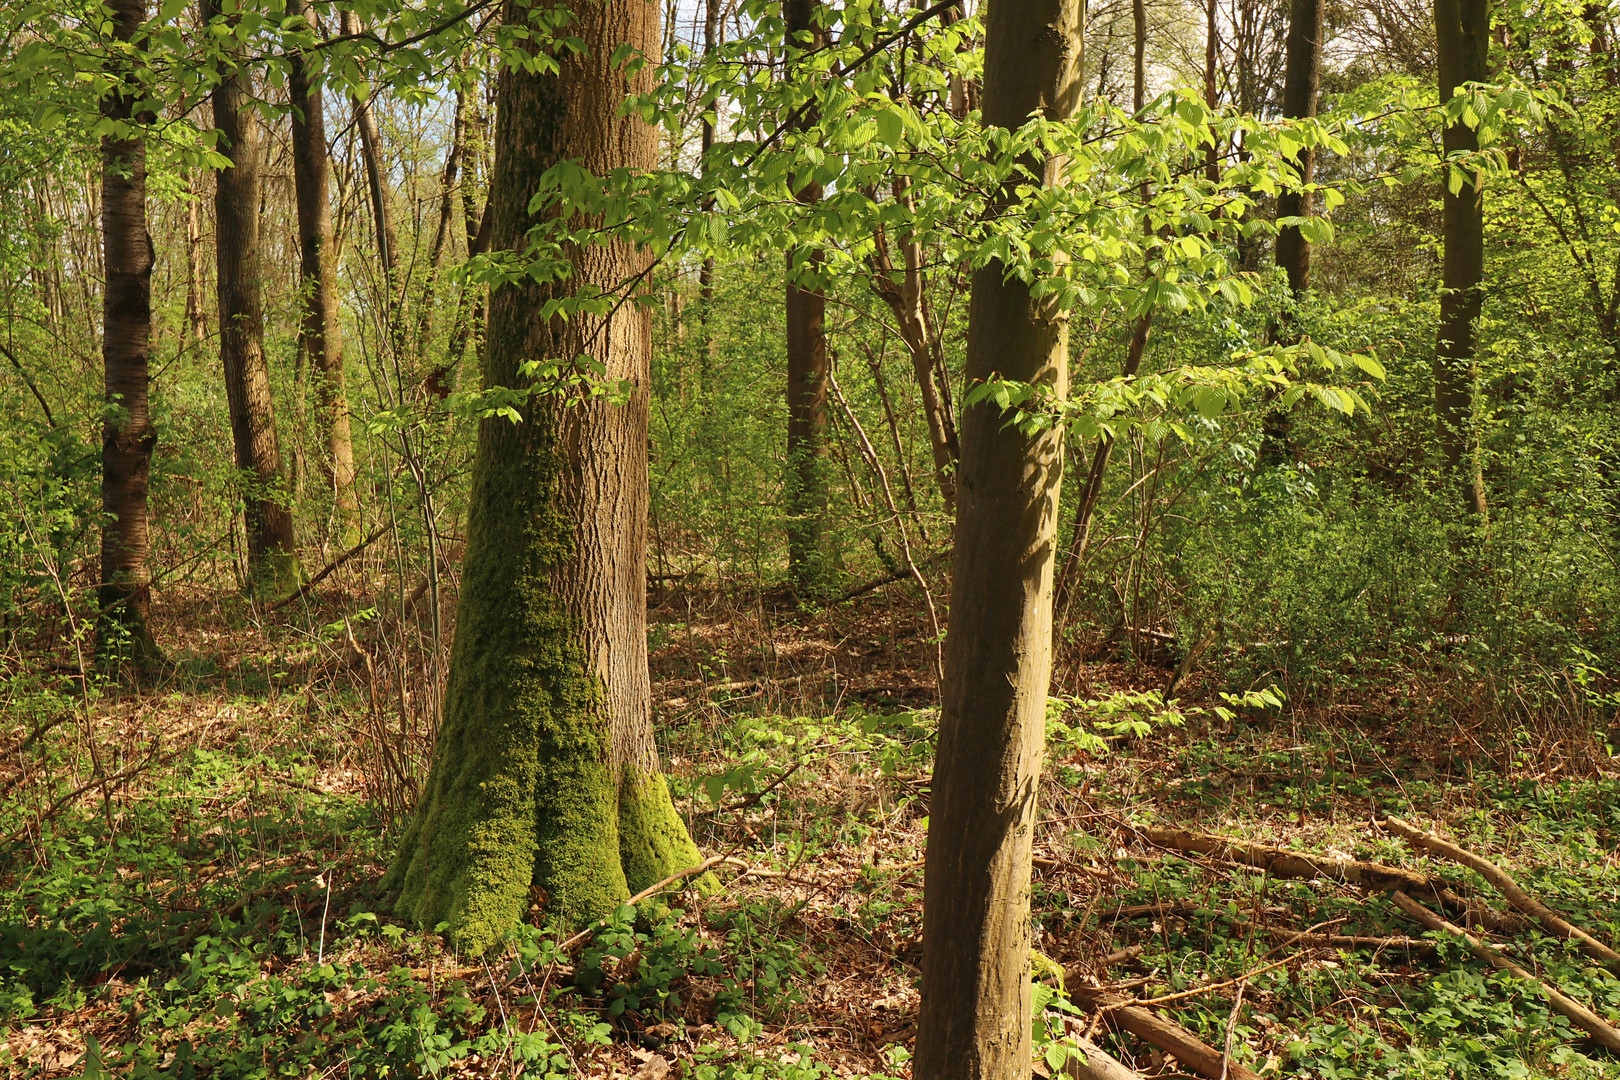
left=696, top=0, right=720, bottom=368
left=1133, top=0, right=1146, bottom=113
left=784, top=0, right=835, bottom=596
left=97, top=0, right=160, bottom=668
left=1275, top=0, right=1323, bottom=297
left=342, top=9, right=407, bottom=361
left=287, top=0, right=360, bottom=545
left=385, top=0, right=703, bottom=955
left=1434, top=0, right=1490, bottom=522
left=421, top=73, right=470, bottom=397
left=914, top=0, right=1082, bottom=1076
left=1205, top=0, right=1220, bottom=181
left=208, top=7, right=301, bottom=595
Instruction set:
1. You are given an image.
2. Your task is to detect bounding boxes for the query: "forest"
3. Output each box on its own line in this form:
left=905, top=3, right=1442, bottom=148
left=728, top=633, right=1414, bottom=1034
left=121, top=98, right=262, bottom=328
left=1, top=0, right=1619, bottom=1075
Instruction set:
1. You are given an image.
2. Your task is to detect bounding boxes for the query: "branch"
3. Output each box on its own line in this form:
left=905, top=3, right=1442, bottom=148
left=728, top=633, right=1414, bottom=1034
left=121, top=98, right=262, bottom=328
left=268, top=525, right=389, bottom=611
left=1383, top=815, right=1620, bottom=973
left=1391, top=891, right=1620, bottom=1053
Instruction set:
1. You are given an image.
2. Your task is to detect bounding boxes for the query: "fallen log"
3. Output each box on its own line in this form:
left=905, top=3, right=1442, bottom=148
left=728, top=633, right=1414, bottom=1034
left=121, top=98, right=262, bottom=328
left=1064, top=1036, right=1141, bottom=1080
left=1383, top=815, right=1620, bottom=972
left=1391, top=891, right=1620, bottom=1053
left=1140, top=825, right=1443, bottom=895
left=1067, top=981, right=1263, bottom=1080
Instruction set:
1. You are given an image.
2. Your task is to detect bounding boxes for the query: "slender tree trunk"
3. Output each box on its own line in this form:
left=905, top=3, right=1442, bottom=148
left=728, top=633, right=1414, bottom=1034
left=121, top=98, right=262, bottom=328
left=386, top=0, right=702, bottom=955
left=696, top=0, right=720, bottom=368
left=287, top=0, right=360, bottom=545
left=1275, top=0, right=1323, bottom=297
left=1205, top=0, right=1220, bottom=181
left=97, top=0, right=160, bottom=667
left=783, top=0, right=835, bottom=595
left=343, top=9, right=408, bottom=361
left=914, top=0, right=1082, bottom=1076
left=1133, top=0, right=1146, bottom=113
left=208, top=7, right=301, bottom=595
left=1435, top=0, right=1490, bottom=521
left=420, top=74, right=469, bottom=395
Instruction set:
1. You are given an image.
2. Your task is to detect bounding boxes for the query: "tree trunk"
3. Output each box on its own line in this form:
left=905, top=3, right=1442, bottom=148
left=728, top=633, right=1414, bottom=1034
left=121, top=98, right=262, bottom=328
left=97, top=0, right=160, bottom=668
left=914, top=0, right=1082, bottom=1076
left=784, top=0, right=835, bottom=595
left=1434, top=0, right=1490, bottom=521
left=287, top=0, right=360, bottom=545
left=696, top=0, right=720, bottom=368
left=1275, top=0, right=1323, bottom=297
left=385, top=0, right=703, bottom=955
left=209, top=11, right=301, bottom=596
left=343, top=9, right=408, bottom=362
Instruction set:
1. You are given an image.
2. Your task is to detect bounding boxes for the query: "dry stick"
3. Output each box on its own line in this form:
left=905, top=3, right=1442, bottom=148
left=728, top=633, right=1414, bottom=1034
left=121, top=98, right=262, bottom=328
left=1390, top=891, right=1620, bottom=1052
left=1065, top=1035, right=1142, bottom=1080
left=1067, top=983, right=1264, bottom=1080
left=268, top=525, right=389, bottom=611
left=2, top=750, right=172, bottom=847
left=1140, top=825, right=1446, bottom=896
left=1383, top=815, right=1620, bottom=972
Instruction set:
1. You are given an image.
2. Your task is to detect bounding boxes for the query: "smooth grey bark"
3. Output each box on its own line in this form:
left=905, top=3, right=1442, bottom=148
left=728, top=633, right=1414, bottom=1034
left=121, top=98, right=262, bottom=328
left=914, top=0, right=1083, bottom=1076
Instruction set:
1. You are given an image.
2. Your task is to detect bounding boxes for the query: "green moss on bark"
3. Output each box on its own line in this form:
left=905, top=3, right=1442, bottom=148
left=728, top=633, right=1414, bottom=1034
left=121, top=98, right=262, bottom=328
left=618, top=767, right=707, bottom=895
left=385, top=413, right=635, bottom=954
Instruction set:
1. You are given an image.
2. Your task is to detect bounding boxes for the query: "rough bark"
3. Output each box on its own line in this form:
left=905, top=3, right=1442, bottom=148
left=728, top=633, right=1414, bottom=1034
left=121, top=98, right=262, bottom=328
left=784, top=0, right=835, bottom=595
left=97, top=0, right=160, bottom=667
left=287, top=0, right=360, bottom=545
left=209, top=11, right=301, bottom=596
left=386, top=0, right=702, bottom=955
left=1434, top=0, right=1490, bottom=521
left=1275, top=0, right=1323, bottom=297
left=913, top=0, right=1082, bottom=1075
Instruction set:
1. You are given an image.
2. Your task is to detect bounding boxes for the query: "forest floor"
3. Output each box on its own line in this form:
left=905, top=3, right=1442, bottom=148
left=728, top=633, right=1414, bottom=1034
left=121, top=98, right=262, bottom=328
left=2, top=576, right=1619, bottom=1079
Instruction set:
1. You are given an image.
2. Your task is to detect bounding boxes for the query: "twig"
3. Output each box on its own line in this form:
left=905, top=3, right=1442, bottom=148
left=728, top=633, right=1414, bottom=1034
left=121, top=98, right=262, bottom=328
left=720, top=761, right=804, bottom=814
left=0, top=340, right=56, bottom=428
left=268, top=525, right=389, bottom=611
left=2, top=749, right=172, bottom=847
left=1390, top=890, right=1620, bottom=1052
left=1383, top=815, right=1620, bottom=972
left=557, top=854, right=743, bottom=952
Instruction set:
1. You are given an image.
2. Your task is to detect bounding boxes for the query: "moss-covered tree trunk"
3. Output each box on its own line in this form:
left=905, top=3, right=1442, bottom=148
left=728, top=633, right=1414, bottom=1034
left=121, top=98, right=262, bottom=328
left=783, top=0, right=836, bottom=596
left=386, top=0, right=702, bottom=956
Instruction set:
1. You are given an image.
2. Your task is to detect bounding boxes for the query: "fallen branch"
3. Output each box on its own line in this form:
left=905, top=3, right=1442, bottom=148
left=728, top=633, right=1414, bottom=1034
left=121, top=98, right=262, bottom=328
left=1066, top=982, right=1263, bottom=1080
left=269, top=525, right=389, bottom=611
left=1383, top=815, right=1620, bottom=972
left=1391, top=890, right=1620, bottom=1052
left=1140, top=825, right=1445, bottom=896
left=1065, top=1035, right=1141, bottom=1080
